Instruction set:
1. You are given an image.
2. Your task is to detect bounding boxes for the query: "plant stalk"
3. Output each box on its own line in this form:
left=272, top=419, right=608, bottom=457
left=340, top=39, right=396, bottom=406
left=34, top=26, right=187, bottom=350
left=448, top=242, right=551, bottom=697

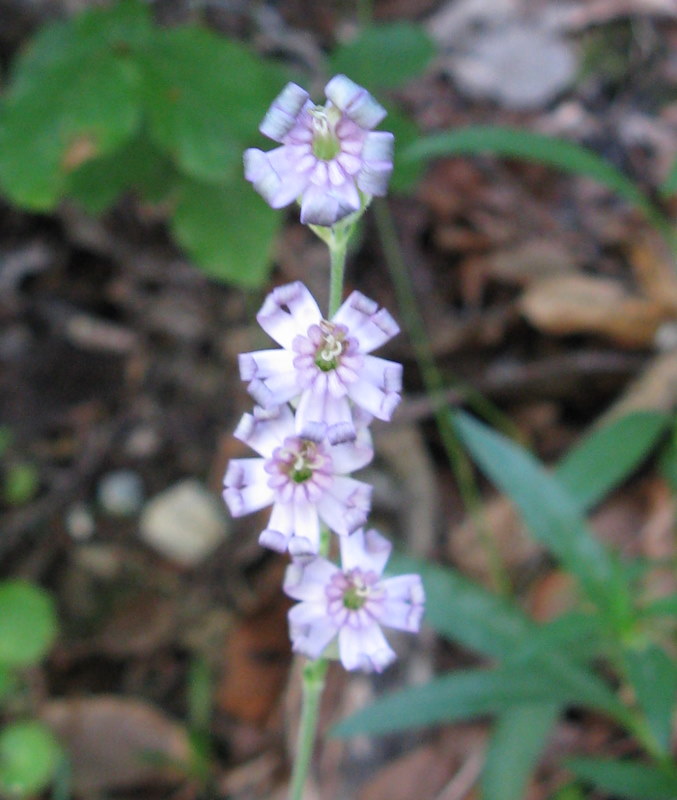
left=288, top=658, right=329, bottom=800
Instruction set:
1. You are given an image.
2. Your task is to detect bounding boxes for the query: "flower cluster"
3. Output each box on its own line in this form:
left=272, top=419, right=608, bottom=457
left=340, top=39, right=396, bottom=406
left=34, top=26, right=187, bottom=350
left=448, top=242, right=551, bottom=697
left=226, top=78, right=423, bottom=673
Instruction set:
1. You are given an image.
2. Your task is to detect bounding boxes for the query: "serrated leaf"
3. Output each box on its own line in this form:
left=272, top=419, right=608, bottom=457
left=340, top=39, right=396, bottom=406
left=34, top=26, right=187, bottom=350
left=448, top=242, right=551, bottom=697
left=483, top=703, right=560, bottom=800
left=623, top=645, right=677, bottom=754
left=328, top=22, right=434, bottom=90
left=0, top=11, right=143, bottom=210
left=172, top=176, right=282, bottom=288
left=140, top=26, right=285, bottom=183
left=0, top=580, right=57, bottom=667
left=402, top=127, right=671, bottom=238
left=385, top=104, right=424, bottom=193
left=67, top=135, right=177, bottom=213
left=453, top=411, right=622, bottom=616
left=555, top=412, right=669, bottom=513
left=567, top=758, right=677, bottom=800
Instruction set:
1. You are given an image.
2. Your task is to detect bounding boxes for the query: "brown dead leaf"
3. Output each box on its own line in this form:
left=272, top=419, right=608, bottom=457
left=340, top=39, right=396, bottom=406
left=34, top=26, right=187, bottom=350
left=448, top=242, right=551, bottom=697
left=600, top=350, right=677, bottom=421
left=448, top=495, right=542, bottom=587
left=41, top=696, right=189, bottom=793
left=490, top=239, right=578, bottom=287
left=358, top=726, right=485, bottom=800
left=521, top=274, right=665, bottom=348
left=630, top=234, right=677, bottom=314
left=528, top=570, right=578, bottom=623
left=216, top=592, right=291, bottom=725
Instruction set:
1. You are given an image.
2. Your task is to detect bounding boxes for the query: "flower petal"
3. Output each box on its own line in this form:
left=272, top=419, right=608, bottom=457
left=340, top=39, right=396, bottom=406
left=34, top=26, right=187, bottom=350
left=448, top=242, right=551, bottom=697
left=339, top=528, right=392, bottom=575
left=259, top=83, right=310, bottom=141
left=289, top=604, right=338, bottom=659
left=284, top=556, right=338, bottom=601
left=325, top=75, right=386, bottom=129
left=257, top=281, right=321, bottom=349
left=233, top=406, right=294, bottom=458
left=338, top=623, right=395, bottom=672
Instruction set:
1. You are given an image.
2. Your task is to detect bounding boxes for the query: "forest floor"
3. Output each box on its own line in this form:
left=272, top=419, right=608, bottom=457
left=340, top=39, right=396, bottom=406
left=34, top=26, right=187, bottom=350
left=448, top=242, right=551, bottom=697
left=1, top=0, right=677, bottom=798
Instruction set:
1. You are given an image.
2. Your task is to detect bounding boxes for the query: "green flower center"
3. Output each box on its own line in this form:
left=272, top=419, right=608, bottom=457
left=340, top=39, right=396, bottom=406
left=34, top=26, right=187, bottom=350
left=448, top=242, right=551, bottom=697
left=314, top=322, right=346, bottom=371
left=311, top=107, right=341, bottom=161
left=343, top=585, right=368, bottom=611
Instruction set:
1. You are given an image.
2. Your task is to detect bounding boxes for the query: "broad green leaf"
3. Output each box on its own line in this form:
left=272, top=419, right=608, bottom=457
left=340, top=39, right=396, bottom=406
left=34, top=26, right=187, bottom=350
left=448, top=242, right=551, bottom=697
left=555, top=412, right=669, bottom=513
left=504, top=613, right=602, bottom=667
left=567, top=758, right=677, bottom=800
left=0, top=720, right=61, bottom=797
left=67, top=135, right=177, bottom=213
left=0, top=667, right=15, bottom=703
left=0, top=580, right=57, bottom=667
left=172, top=177, right=282, bottom=288
left=0, top=56, right=141, bottom=210
left=623, top=645, right=677, bottom=754
left=483, top=703, right=560, bottom=800
left=328, top=22, right=434, bottom=89
left=453, top=411, right=622, bottom=616
left=334, top=666, right=606, bottom=738
left=402, top=127, right=671, bottom=238
left=140, top=26, right=285, bottom=183
left=658, top=414, right=677, bottom=492
left=385, top=104, right=425, bottom=193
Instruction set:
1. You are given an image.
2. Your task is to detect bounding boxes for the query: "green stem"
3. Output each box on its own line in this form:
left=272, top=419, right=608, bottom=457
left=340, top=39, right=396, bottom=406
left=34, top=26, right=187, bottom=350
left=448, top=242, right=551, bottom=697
left=374, top=198, right=512, bottom=596
left=288, top=658, right=329, bottom=800
left=328, top=234, right=348, bottom=318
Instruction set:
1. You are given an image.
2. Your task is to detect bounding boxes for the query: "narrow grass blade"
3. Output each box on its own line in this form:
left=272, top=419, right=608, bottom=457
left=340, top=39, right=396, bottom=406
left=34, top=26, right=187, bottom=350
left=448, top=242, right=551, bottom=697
left=567, top=758, right=677, bottom=800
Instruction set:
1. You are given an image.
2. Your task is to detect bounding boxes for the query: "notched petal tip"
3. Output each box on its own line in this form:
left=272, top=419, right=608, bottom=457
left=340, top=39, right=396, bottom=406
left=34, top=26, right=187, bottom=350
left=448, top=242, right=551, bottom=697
left=325, top=74, right=386, bottom=129
left=259, top=528, right=289, bottom=552
left=259, top=83, right=309, bottom=141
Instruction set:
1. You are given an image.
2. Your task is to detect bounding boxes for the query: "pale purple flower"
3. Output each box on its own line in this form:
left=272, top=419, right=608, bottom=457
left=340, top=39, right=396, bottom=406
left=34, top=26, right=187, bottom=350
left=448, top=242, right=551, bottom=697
left=239, top=281, right=402, bottom=440
left=223, top=404, right=373, bottom=555
left=284, top=528, right=425, bottom=672
left=244, top=75, right=394, bottom=226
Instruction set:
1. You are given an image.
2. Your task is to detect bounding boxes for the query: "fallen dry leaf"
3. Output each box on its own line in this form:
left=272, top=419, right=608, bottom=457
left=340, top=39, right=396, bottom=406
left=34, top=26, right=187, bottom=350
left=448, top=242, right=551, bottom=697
left=41, top=696, right=189, bottom=793
left=521, top=274, right=666, bottom=348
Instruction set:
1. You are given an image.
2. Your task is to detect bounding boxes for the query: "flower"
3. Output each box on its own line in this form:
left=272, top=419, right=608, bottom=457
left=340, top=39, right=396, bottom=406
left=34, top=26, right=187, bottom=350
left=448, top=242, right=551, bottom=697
left=223, top=405, right=373, bottom=555
left=284, top=528, right=425, bottom=672
left=244, top=75, right=394, bottom=226
left=239, top=281, right=402, bottom=440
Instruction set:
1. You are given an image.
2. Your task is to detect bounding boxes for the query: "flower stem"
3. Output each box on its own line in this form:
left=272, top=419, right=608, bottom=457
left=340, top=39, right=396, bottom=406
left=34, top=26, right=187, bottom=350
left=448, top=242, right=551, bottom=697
left=328, top=233, right=348, bottom=318
left=288, top=658, right=329, bottom=800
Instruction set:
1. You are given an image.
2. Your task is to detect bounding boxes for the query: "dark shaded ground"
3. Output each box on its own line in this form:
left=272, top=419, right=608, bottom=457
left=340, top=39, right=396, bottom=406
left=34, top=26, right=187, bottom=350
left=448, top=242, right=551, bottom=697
left=1, top=1, right=677, bottom=798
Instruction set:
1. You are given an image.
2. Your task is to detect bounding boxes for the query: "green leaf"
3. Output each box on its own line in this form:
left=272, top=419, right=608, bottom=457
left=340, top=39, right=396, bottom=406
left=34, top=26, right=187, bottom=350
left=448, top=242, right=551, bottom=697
left=140, top=26, right=285, bottom=183
left=328, top=22, right=434, bottom=89
left=453, top=411, right=622, bottom=616
left=0, top=580, right=57, bottom=667
left=483, top=703, right=560, bottom=800
left=641, top=593, right=677, bottom=617
left=67, top=134, right=177, bottom=213
left=389, top=554, right=533, bottom=659
left=0, top=720, right=62, bottom=797
left=402, top=126, right=671, bottom=238
left=391, top=555, right=625, bottom=719
left=3, top=463, right=39, bottom=506
left=334, top=666, right=602, bottom=738
left=0, top=666, right=16, bottom=703
left=0, top=4, right=145, bottom=209
left=385, top=104, right=425, bottom=193
left=623, top=645, right=677, bottom=754
left=555, top=412, right=669, bottom=513
left=661, top=155, right=677, bottom=197
left=567, top=758, right=677, bottom=800
left=172, top=176, right=282, bottom=288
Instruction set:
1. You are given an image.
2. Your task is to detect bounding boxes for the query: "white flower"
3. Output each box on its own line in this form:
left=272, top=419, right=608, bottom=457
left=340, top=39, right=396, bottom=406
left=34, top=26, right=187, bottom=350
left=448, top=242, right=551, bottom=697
left=239, top=281, right=402, bottom=441
left=223, top=405, right=373, bottom=555
left=284, top=528, right=425, bottom=672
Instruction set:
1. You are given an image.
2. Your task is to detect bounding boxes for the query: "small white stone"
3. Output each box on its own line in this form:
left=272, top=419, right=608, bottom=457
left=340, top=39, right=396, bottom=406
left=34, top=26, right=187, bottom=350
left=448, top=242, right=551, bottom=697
left=98, top=470, right=144, bottom=517
left=65, top=503, right=95, bottom=541
left=140, top=479, right=228, bottom=567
